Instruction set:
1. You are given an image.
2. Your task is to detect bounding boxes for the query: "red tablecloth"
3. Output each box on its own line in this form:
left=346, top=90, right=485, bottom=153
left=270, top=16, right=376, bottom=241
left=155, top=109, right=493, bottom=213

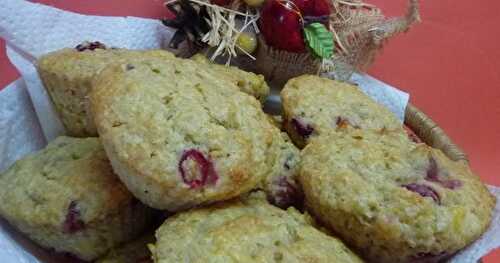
left=1, top=0, right=499, bottom=261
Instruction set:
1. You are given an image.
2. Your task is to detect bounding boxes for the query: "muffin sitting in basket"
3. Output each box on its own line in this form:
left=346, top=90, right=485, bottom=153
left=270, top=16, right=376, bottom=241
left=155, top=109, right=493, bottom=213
left=162, top=0, right=420, bottom=86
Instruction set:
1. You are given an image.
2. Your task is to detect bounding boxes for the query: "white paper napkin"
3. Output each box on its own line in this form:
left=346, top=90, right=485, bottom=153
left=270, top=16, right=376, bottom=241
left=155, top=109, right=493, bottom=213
left=0, top=0, right=498, bottom=262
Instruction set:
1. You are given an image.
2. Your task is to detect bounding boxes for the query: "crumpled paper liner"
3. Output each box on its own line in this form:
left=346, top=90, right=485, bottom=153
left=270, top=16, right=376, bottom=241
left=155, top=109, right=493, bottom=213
left=0, top=0, right=498, bottom=262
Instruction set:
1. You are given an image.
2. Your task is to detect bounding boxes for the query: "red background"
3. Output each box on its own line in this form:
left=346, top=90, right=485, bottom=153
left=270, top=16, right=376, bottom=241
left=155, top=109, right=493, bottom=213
left=0, top=0, right=498, bottom=261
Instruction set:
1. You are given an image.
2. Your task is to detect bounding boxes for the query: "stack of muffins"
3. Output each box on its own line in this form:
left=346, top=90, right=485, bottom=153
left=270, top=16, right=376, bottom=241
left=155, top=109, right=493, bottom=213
left=0, top=42, right=494, bottom=263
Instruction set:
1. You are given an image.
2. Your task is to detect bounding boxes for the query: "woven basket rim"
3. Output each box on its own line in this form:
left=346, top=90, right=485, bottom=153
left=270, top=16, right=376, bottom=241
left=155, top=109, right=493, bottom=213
left=404, top=103, right=468, bottom=163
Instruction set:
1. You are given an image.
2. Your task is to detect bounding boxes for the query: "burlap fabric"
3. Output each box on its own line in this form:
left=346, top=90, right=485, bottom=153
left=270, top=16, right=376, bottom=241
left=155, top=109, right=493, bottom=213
left=255, top=0, right=421, bottom=86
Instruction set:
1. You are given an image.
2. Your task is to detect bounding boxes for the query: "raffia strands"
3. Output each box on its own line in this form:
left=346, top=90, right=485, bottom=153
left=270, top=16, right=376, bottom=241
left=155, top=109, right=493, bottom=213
left=178, top=0, right=258, bottom=64
left=370, top=0, right=421, bottom=44
left=323, top=0, right=420, bottom=80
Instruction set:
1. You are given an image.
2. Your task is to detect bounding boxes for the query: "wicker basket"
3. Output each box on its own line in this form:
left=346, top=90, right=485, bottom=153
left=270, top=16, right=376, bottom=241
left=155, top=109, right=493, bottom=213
left=404, top=103, right=468, bottom=163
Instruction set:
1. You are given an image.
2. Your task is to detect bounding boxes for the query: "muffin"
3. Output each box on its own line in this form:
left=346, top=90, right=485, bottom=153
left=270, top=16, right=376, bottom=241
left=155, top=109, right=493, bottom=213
left=281, top=75, right=402, bottom=148
left=0, top=137, right=155, bottom=261
left=90, top=56, right=292, bottom=211
left=190, top=54, right=270, bottom=103
left=38, top=45, right=269, bottom=137
left=150, top=192, right=363, bottom=263
left=97, top=232, right=155, bottom=263
left=299, top=129, right=495, bottom=262
left=37, top=44, right=176, bottom=137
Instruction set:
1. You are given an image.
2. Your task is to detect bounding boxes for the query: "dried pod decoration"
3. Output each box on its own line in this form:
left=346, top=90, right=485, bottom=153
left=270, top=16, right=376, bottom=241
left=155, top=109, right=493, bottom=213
left=162, top=1, right=211, bottom=49
left=163, top=0, right=260, bottom=64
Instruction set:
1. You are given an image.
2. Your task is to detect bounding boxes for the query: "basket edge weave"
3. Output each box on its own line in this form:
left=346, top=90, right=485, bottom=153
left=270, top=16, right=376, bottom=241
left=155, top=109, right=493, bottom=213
left=405, top=103, right=468, bottom=163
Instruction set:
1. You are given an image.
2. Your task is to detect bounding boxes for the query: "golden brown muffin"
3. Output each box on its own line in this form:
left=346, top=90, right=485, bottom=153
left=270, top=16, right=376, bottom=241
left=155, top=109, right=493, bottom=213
left=281, top=75, right=402, bottom=148
left=191, top=54, right=270, bottom=103
left=90, top=55, right=298, bottom=211
left=150, top=192, right=364, bottom=263
left=37, top=45, right=176, bottom=137
left=38, top=46, right=269, bottom=137
left=300, top=129, right=495, bottom=262
left=0, top=137, right=155, bottom=261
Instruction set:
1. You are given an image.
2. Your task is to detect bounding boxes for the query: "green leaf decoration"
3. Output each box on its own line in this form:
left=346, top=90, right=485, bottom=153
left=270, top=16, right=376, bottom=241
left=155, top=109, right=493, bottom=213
left=304, top=23, right=334, bottom=59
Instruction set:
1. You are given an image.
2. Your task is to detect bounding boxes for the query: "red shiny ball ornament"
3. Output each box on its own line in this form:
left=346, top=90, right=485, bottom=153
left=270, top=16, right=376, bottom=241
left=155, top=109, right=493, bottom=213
left=294, top=0, right=331, bottom=20
left=260, top=0, right=306, bottom=53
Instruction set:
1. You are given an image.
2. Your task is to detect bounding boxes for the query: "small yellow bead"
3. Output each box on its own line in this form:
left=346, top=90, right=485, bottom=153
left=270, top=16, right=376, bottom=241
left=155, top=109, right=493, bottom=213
left=236, top=32, right=258, bottom=54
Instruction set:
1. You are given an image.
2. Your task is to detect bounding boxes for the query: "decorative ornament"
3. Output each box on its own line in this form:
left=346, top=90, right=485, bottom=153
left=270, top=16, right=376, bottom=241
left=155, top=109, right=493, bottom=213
left=259, top=0, right=305, bottom=53
left=161, top=0, right=420, bottom=81
left=236, top=31, right=258, bottom=54
left=304, top=22, right=334, bottom=58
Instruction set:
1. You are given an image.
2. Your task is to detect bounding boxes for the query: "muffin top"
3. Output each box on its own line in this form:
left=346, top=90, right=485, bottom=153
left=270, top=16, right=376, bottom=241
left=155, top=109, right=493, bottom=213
left=90, top=55, right=279, bottom=210
left=37, top=47, right=175, bottom=81
left=38, top=48, right=268, bottom=103
left=191, top=54, right=270, bottom=103
left=151, top=192, right=363, bottom=263
left=0, top=136, right=133, bottom=233
left=300, top=129, right=495, bottom=262
left=281, top=75, right=402, bottom=147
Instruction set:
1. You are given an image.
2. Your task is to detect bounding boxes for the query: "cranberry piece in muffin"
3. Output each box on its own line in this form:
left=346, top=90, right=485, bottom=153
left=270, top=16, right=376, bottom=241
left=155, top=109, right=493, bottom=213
left=179, top=149, right=218, bottom=189
left=425, top=158, right=462, bottom=189
left=402, top=183, right=440, bottom=204
left=75, top=41, right=107, bottom=52
left=403, top=125, right=422, bottom=143
left=63, top=201, right=85, bottom=234
left=270, top=176, right=303, bottom=209
left=291, top=118, right=314, bottom=138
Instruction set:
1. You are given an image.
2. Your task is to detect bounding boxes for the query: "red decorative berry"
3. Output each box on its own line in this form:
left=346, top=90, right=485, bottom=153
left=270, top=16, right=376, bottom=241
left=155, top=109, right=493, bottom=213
left=179, top=149, right=218, bottom=189
left=294, top=0, right=331, bottom=26
left=63, top=201, right=85, bottom=234
left=260, top=0, right=306, bottom=52
left=403, top=183, right=441, bottom=204
left=291, top=118, right=314, bottom=138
